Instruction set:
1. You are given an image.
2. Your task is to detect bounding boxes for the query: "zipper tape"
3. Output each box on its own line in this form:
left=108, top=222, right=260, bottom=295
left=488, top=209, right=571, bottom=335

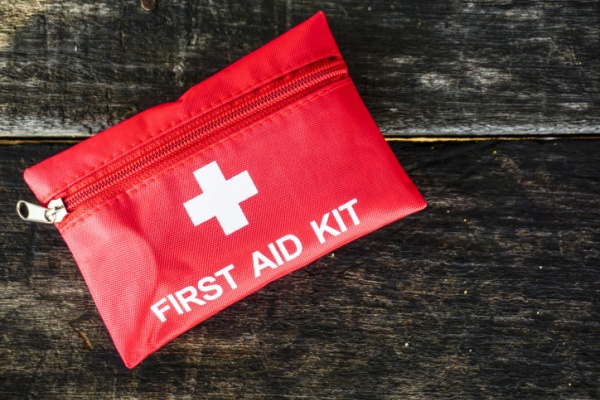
left=18, top=57, right=348, bottom=225
left=34, top=47, right=342, bottom=205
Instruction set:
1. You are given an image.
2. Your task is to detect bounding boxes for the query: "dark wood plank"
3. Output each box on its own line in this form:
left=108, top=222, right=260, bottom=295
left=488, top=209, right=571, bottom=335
left=2, top=140, right=599, bottom=398
left=0, top=0, right=598, bottom=138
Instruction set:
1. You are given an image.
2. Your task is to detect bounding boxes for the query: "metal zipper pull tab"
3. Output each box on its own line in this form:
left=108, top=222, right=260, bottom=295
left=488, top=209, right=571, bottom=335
left=16, top=199, right=68, bottom=224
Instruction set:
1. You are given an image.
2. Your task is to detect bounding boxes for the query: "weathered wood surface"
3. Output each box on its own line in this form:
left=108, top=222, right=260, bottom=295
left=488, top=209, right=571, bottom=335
left=0, top=0, right=599, bottom=138
left=1, top=140, right=599, bottom=398
left=2, top=0, right=600, bottom=398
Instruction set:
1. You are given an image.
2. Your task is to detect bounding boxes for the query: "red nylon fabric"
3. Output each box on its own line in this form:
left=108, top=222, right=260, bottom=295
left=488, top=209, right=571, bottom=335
left=23, top=12, right=426, bottom=368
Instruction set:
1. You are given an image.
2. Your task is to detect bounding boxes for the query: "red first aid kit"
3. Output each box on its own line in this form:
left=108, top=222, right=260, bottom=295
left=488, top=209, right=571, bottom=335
left=18, top=12, right=426, bottom=368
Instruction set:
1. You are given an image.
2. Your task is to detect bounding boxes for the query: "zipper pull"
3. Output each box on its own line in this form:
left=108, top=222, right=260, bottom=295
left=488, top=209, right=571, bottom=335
left=16, top=199, right=68, bottom=224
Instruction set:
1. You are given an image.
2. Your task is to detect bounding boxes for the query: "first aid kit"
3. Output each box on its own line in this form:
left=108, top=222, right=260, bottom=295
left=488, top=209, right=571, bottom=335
left=18, top=12, right=426, bottom=368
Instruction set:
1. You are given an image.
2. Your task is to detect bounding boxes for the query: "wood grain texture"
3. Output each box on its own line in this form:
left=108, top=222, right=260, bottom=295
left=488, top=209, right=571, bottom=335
left=0, top=0, right=598, bottom=138
left=1, top=140, right=599, bottom=398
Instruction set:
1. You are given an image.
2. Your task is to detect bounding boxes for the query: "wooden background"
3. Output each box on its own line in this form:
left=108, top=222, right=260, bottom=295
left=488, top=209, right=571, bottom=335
left=1, top=0, right=599, bottom=398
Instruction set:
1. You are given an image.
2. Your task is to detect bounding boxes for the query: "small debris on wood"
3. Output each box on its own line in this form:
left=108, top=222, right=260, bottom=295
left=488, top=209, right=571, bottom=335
left=74, top=328, right=93, bottom=350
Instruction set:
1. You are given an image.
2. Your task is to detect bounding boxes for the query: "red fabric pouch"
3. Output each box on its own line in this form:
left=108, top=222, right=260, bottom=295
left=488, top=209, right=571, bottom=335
left=20, top=12, right=426, bottom=368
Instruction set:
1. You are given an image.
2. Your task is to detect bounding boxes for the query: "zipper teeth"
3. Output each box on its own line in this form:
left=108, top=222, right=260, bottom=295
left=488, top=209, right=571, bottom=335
left=62, top=59, right=347, bottom=212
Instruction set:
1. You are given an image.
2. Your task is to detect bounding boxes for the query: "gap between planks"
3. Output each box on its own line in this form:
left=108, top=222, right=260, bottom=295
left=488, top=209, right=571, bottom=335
left=0, top=135, right=599, bottom=146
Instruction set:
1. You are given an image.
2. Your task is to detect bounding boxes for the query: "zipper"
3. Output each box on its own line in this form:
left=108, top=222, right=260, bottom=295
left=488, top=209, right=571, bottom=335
left=18, top=57, right=348, bottom=224
left=17, top=199, right=67, bottom=224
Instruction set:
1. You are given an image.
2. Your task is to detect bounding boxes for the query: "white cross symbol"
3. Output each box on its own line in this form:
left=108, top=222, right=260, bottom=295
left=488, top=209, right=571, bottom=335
left=183, top=161, right=258, bottom=235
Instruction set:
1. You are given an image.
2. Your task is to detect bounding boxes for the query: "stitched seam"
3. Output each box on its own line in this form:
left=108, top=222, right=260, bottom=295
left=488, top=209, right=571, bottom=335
left=44, top=49, right=341, bottom=202
left=59, top=79, right=350, bottom=233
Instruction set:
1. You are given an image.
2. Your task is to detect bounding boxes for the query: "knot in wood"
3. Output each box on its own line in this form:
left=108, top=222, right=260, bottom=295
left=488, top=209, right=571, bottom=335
left=140, top=0, right=157, bottom=11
